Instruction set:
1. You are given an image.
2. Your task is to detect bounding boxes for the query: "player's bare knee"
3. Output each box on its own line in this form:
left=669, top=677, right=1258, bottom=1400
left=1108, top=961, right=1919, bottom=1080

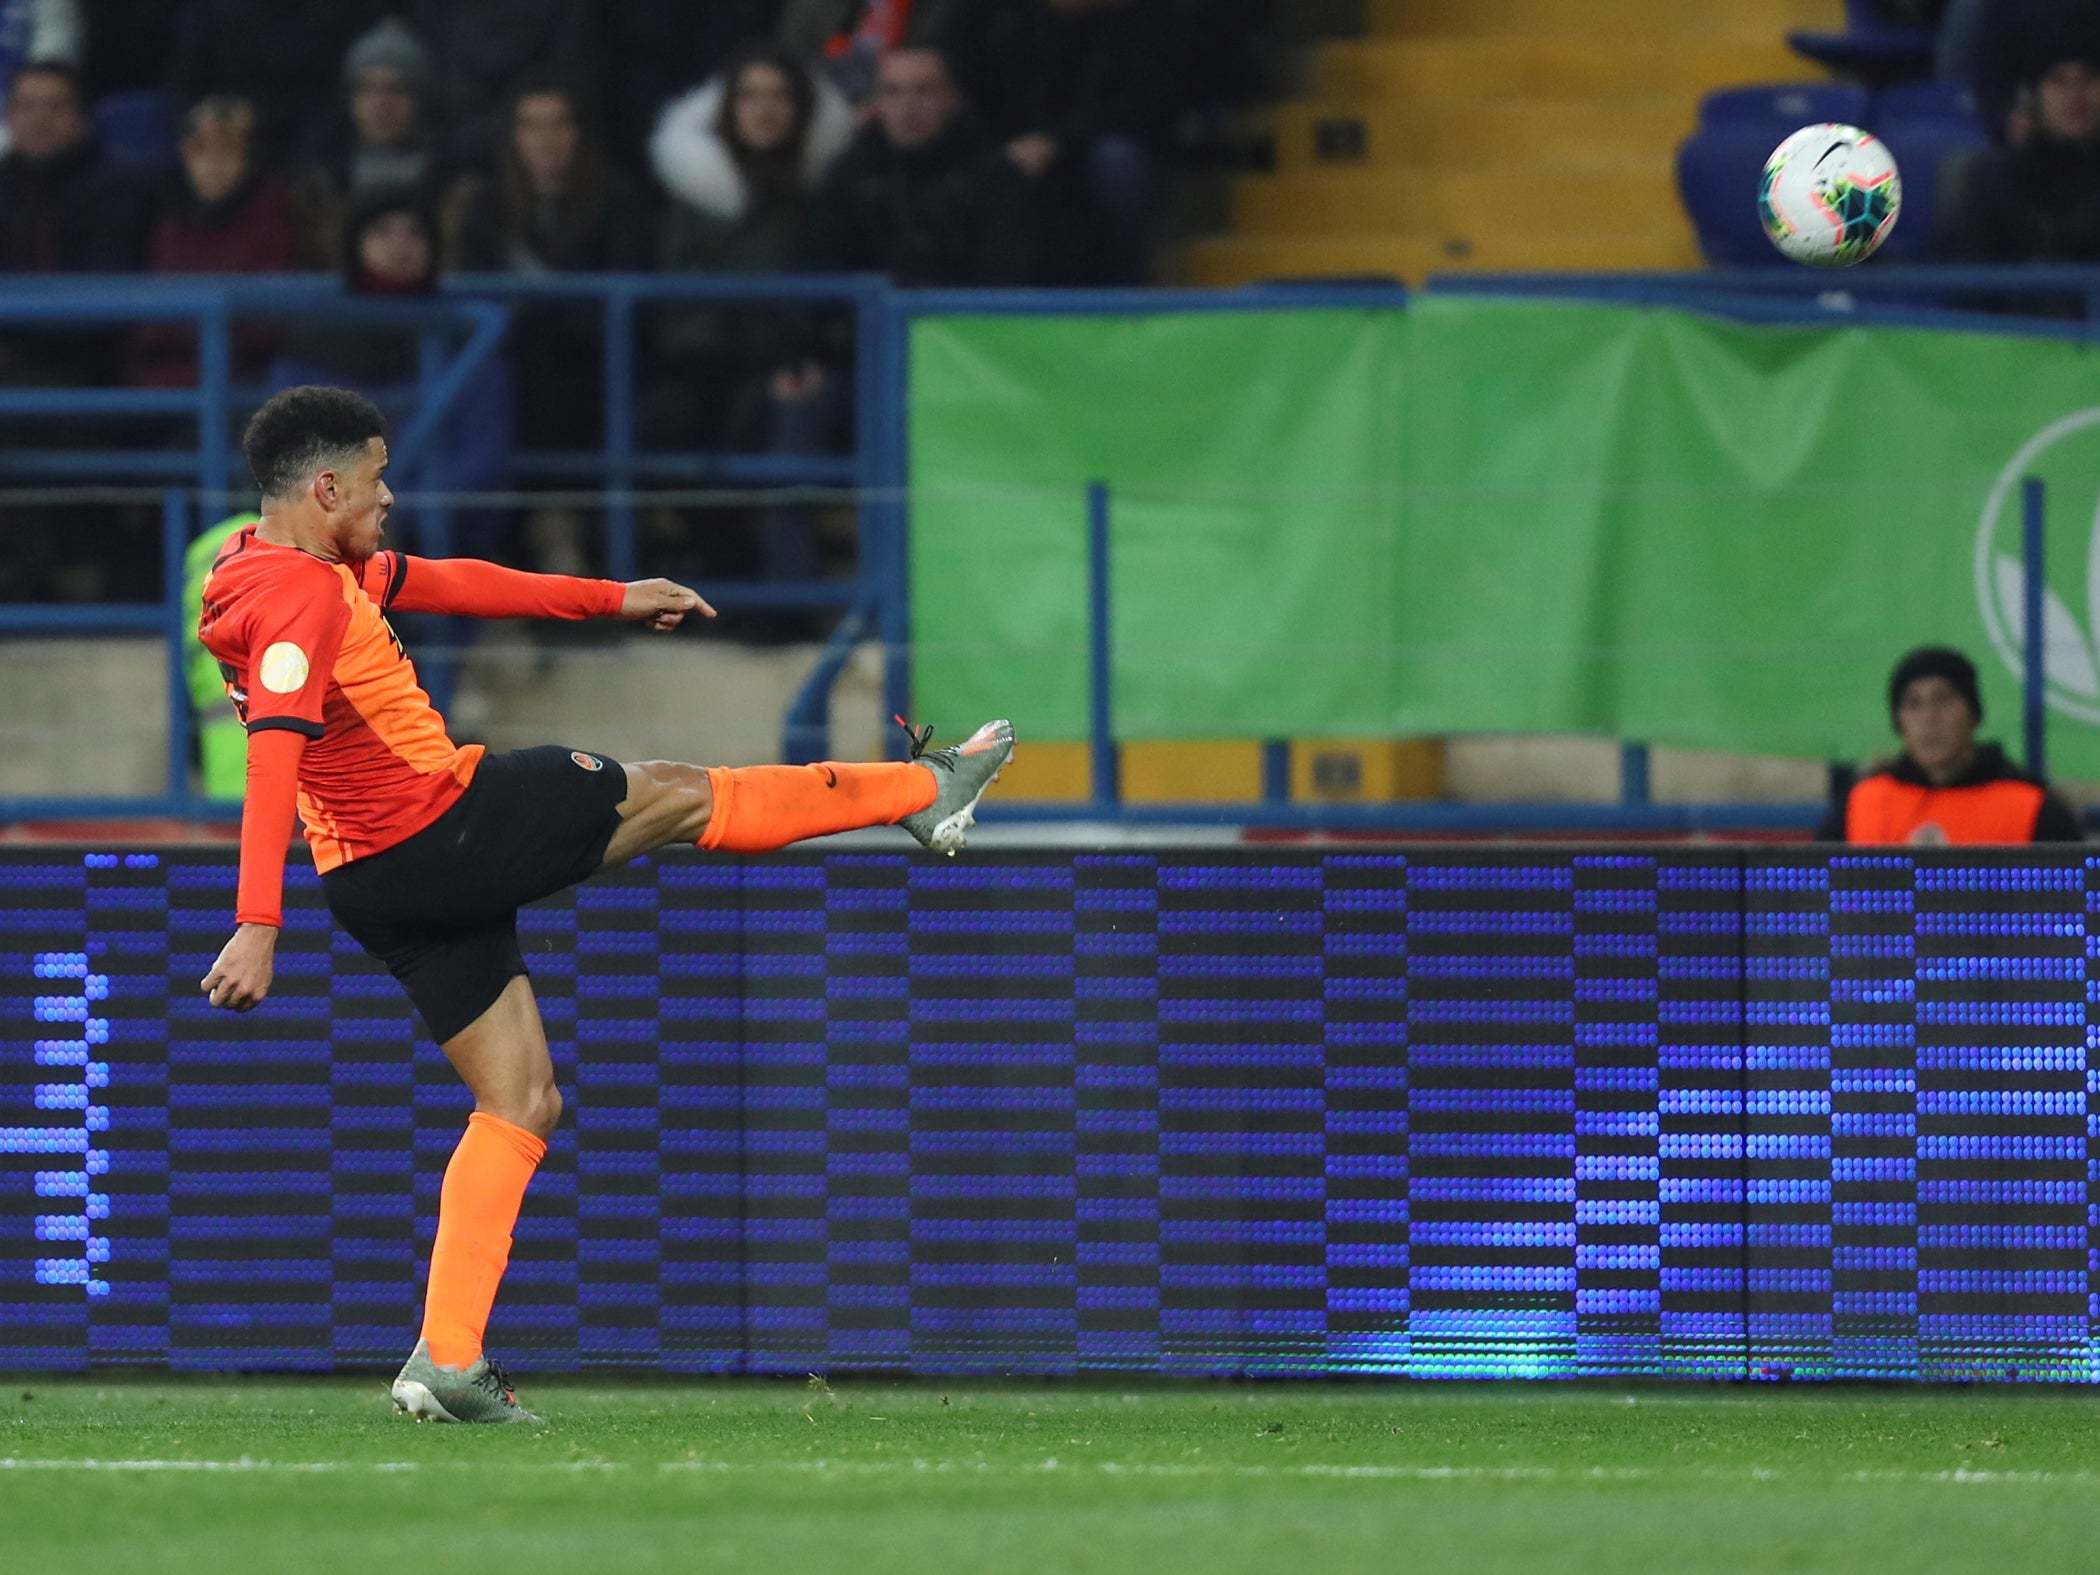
left=521, top=1082, right=563, bottom=1140
left=673, top=773, right=714, bottom=841
left=628, top=759, right=713, bottom=842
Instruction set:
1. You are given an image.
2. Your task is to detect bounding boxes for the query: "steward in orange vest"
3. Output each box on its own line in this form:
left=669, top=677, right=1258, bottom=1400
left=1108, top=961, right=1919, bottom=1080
left=1817, top=646, right=2082, bottom=845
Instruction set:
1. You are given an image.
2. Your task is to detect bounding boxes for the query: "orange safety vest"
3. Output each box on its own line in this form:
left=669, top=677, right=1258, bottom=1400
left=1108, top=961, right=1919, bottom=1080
left=1843, top=773, right=2046, bottom=845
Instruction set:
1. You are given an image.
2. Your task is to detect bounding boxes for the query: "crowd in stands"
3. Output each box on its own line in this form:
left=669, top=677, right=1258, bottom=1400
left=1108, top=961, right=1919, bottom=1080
left=0, top=0, right=1259, bottom=605
left=0, top=2, right=1230, bottom=294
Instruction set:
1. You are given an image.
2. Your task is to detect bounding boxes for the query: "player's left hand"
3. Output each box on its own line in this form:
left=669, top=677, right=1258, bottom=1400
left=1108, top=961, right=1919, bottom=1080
left=619, top=579, right=715, bottom=632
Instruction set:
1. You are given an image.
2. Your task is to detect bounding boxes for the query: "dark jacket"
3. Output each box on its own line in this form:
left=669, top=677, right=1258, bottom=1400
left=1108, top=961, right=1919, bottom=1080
left=0, top=136, right=151, bottom=385
left=806, top=116, right=1046, bottom=285
left=131, top=174, right=299, bottom=386
left=449, top=167, right=654, bottom=274
left=0, top=135, right=149, bottom=273
left=1935, top=139, right=2100, bottom=313
left=650, top=70, right=857, bottom=376
left=939, top=0, right=1178, bottom=147
left=1816, top=743, right=2083, bottom=842
left=1938, top=139, right=2100, bottom=263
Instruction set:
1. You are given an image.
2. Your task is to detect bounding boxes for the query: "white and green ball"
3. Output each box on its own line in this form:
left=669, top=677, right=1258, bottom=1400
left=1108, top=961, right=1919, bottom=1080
left=1758, top=123, right=1902, bottom=267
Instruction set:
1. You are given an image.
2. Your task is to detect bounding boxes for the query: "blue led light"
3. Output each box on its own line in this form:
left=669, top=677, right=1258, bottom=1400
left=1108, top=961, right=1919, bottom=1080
left=5, top=848, right=2100, bottom=1380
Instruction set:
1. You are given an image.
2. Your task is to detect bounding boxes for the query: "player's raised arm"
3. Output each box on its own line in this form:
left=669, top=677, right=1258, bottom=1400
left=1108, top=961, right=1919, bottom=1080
left=362, top=552, right=714, bottom=630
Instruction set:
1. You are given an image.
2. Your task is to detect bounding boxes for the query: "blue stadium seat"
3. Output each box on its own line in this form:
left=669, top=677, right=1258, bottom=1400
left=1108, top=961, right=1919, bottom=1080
left=1788, top=0, right=1936, bottom=79
left=1700, top=83, right=1872, bottom=129
left=92, top=90, right=177, bottom=173
left=1676, top=124, right=1793, bottom=268
left=1872, top=82, right=1989, bottom=261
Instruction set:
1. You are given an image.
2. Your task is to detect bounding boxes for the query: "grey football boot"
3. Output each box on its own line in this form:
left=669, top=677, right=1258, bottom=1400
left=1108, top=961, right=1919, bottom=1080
left=390, top=1338, right=538, bottom=1424
left=898, top=718, right=1016, bottom=856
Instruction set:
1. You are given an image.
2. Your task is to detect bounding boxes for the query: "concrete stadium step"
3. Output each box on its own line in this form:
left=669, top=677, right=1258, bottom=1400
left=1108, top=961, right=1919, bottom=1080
left=1364, top=0, right=1839, bottom=37
left=1257, top=98, right=1702, bottom=172
left=1229, top=164, right=1685, bottom=236
left=1312, top=35, right=1806, bottom=100
left=1178, top=226, right=1699, bottom=287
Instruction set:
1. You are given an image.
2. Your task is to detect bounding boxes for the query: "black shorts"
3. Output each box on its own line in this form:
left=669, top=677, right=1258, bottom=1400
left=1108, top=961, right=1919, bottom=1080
left=321, top=745, right=628, bottom=1043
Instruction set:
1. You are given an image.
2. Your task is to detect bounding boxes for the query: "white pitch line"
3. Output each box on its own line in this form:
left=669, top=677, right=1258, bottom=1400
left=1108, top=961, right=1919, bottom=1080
left=0, top=1457, right=2088, bottom=1487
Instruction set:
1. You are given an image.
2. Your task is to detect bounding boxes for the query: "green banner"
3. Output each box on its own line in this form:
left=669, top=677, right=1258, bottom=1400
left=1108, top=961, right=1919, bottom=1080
left=908, top=298, right=2100, bottom=778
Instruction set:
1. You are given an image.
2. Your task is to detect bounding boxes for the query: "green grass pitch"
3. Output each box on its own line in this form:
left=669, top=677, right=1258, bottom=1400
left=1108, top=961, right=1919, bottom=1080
left=3, top=1380, right=2097, bottom=1573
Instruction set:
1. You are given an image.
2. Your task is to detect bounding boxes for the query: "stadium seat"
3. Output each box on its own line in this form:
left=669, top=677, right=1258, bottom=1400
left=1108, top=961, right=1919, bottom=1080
left=1700, top=83, right=1871, bottom=129
left=1788, top=0, right=1935, bottom=80
left=1676, top=124, right=1794, bottom=268
left=92, top=90, right=177, bottom=173
left=1872, top=81, right=1989, bottom=261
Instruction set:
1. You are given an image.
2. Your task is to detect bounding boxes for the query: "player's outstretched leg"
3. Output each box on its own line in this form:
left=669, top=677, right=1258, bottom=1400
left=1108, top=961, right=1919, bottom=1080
left=599, top=719, right=1016, bottom=865
left=392, top=975, right=556, bottom=1424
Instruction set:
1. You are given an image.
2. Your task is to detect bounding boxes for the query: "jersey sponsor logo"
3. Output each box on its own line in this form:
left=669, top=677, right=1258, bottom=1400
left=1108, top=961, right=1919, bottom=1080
left=258, top=641, right=311, bottom=694
left=571, top=751, right=604, bottom=772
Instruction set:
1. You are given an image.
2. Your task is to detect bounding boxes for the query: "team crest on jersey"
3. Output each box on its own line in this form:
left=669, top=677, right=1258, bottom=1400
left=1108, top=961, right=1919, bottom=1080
left=571, top=751, right=604, bottom=772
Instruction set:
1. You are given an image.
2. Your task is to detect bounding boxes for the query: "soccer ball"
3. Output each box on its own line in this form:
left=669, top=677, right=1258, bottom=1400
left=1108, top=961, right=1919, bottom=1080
left=1758, top=123, right=1902, bottom=267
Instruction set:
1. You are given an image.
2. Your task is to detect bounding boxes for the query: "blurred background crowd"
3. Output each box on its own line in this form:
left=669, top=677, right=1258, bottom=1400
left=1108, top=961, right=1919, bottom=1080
left=3, top=0, right=2099, bottom=612
left=0, top=0, right=1274, bottom=610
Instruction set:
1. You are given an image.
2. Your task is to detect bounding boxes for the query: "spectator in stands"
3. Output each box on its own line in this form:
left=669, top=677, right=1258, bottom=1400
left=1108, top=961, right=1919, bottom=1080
left=649, top=43, right=859, bottom=600
left=170, top=0, right=388, bottom=159
left=1944, top=0, right=2100, bottom=138
left=410, top=0, right=599, bottom=168
left=271, top=186, right=512, bottom=519
left=1937, top=34, right=2100, bottom=294
left=0, top=0, right=81, bottom=158
left=939, top=0, right=1180, bottom=281
left=649, top=44, right=854, bottom=438
left=450, top=76, right=648, bottom=474
left=779, top=0, right=963, bottom=106
left=450, top=77, right=651, bottom=278
left=1818, top=646, right=2081, bottom=843
left=0, top=60, right=149, bottom=387
left=806, top=45, right=1047, bottom=285
left=0, top=58, right=145, bottom=272
left=291, top=17, right=450, bottom=269
left=600, top=0, right=777, bottom=169
left=130, top=97, right=296, bottom=388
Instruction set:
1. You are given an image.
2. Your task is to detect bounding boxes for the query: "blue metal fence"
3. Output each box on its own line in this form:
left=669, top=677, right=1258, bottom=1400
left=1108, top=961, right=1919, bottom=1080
left=0, top=268, right=2083, bottom=829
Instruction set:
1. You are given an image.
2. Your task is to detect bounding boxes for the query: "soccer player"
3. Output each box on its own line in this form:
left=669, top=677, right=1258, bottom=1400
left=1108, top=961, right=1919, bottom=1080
left=197, top=386, right=1013, bottom=1422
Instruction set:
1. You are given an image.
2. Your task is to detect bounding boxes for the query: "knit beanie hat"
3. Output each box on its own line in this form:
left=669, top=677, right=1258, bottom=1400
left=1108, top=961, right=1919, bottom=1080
left=1888, top=645, right=1982, bottom=723
left=343, top=16, right=432, bottom=97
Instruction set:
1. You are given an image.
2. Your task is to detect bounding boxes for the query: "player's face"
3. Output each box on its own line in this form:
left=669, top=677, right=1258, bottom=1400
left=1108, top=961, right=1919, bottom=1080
left=1895, top=677, right=1977, bottom=778
left=329, top=437, right=393, bottom=562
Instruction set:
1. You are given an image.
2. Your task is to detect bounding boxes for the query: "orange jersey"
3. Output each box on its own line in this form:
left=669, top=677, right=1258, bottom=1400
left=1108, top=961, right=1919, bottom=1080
left=199, top=528, right=482, bottom=872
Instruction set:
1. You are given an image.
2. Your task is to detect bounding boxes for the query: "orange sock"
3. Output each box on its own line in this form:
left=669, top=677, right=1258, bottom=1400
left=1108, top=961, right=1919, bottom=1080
left=699, top=762, right=937, bottom=853
left=422, top=1110, right=546, bottom=1369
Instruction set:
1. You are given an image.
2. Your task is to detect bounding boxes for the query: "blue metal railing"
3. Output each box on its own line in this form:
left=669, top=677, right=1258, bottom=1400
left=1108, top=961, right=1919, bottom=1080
left=0, top=268, right=2087, bottom=829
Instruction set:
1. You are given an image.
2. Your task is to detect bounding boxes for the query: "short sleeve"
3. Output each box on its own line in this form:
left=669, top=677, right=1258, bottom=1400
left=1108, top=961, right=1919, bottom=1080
left=239, top=571, right=353, bottom=739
